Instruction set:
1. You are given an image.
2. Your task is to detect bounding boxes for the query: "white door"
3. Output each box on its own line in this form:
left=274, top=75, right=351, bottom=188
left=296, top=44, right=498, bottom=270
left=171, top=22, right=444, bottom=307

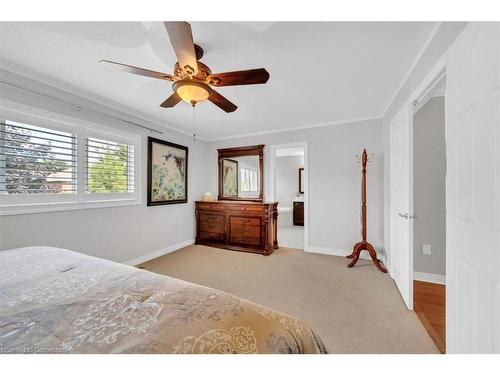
left=446, top=22, right=500, bottom=353
left=390, top=104, right=413, bottom=309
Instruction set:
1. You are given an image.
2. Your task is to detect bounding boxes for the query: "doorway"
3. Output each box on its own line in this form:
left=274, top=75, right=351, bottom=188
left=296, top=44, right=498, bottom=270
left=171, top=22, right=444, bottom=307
left=411, top=77, right=447, bottom=353
left=270, top=143, right=307, bottom=250
left=389, top=67, right=447, bottom=349
left=389, top=23, right=500, bottom=353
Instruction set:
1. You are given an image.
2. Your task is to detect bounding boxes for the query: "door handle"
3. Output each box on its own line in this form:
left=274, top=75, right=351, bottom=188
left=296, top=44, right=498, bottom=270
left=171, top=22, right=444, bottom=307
left=398, top=213, right=409, bottom=219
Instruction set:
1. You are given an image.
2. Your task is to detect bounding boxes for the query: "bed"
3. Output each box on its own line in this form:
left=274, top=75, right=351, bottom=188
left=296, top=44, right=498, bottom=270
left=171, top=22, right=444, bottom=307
left=0, top=246, right=326, bottom=354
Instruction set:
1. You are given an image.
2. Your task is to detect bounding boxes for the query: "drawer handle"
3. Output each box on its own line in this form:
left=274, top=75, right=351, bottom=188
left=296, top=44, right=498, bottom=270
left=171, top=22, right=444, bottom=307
left=207, top=223, right=216, bottom=229
left=240, top=218, right=250, bottom=224
left=239, top=227, right=250, bottom=234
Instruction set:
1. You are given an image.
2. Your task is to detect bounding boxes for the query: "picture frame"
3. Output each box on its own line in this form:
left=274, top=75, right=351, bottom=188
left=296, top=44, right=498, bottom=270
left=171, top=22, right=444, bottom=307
left=147, top=137, right=188, bottom=206
left=299, top=167, right=304, bottom=194
left=222, top=158, right=239, bottom=197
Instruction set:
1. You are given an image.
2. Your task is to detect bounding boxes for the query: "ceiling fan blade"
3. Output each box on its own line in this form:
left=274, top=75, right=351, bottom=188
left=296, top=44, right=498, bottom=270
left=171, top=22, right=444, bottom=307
left=100, top=60, right=175, bottom=81
left=163, top=21, right=198, bottom=75
left=208, top=90, right=238, bottom=113
left=207, top=68, right=270, bottom=87
left=160, top=92, right=182, bottom=108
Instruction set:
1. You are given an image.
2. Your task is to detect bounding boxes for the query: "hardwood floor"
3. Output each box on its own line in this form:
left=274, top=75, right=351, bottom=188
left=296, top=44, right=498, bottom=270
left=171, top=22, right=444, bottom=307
left=413, top=280, right=446, bottom=353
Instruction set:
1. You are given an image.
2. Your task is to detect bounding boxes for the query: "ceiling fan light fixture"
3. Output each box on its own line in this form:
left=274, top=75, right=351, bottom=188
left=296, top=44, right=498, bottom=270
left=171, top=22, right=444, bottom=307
left=102, top=22, right=268, bottom=112
left=173, top=80, right=212, bottom=105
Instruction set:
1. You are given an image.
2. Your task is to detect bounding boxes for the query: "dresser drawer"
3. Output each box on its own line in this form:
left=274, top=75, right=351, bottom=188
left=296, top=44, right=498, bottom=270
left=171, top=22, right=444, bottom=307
left=229, top=216, right=261, bottom=226
left=199, top=213, right=224, bottom=233
left=227, top=204, right=264, bottom=213
left=197, top=202, right=225, bottom=211
left=229, top=224, right=261, bottom=238
left=198, top=230, right=225, bottom=242
left=229, top=235, right=261, bottom=247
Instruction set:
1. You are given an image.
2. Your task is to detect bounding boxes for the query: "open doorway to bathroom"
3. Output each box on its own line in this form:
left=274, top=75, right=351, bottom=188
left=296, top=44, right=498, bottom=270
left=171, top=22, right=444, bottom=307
left=272, top=145, right=306, bottom=249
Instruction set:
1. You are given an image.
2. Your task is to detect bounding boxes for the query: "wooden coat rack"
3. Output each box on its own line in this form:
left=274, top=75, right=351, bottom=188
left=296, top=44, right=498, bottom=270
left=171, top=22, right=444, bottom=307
left=346, top=149, right=387, bottom=273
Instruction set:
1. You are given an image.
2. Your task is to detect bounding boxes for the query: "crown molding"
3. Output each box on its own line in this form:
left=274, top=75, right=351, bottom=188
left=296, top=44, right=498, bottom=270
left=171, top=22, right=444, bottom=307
left=380, top=22, right=443, bottom=119
left=204, top=23, right=445, bottom=144
left=0, top=20, right=442, bottom=145
left=0, top=58, right=208, bottom=142
left=205, top=115, right=381, bottom=142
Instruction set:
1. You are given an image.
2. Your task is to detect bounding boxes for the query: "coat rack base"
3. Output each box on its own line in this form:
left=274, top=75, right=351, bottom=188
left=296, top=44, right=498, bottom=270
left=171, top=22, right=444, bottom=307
left=346, top=240, right=387, bottom=273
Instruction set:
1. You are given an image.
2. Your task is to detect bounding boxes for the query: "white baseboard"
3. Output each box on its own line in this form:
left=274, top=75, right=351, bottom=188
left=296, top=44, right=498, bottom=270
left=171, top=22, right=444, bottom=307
left=413, top=271, right=446, bottom=285
left=280, top=242, right=305, bottom=250
left=124, top=239, right=195, bottom=266
left=306, top=245, right=387, bottom=265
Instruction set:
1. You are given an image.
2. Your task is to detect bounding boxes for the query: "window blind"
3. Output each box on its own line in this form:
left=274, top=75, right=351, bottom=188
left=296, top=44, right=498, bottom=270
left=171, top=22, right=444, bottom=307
left=85, top=137, right=135, bottom=193
left=240, top=168, right=258, bottom=192
left=0, top=120, right=77, bottom=194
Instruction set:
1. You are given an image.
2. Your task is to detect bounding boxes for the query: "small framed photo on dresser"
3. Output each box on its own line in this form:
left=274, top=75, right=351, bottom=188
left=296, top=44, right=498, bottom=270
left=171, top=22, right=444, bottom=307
left=147, top=137, right=188, bottom=206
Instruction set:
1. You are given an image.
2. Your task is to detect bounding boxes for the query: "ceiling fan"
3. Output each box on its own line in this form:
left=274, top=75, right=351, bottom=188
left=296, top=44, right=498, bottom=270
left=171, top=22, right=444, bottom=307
left=100, top=22, right=270, bottom=113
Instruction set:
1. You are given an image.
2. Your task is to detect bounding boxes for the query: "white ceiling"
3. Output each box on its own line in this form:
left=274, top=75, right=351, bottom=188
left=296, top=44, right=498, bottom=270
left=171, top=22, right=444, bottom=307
left=0, top=22, right=437, bottom=140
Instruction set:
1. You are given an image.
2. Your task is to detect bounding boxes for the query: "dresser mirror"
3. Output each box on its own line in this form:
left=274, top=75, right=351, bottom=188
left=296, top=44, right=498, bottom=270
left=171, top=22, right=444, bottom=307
left=218, top=145, right=264, bottom=202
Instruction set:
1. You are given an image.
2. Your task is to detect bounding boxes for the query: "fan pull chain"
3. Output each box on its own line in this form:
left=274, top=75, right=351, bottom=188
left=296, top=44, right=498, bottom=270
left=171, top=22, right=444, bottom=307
left=192, top=105, right=197, bottom=143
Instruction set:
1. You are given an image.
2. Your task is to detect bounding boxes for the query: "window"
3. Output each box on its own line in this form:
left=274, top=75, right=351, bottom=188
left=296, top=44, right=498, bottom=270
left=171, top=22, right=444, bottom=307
left=86, top=137, right=135, bottom=194
left=0, top=120, right=77, bottom=195
left=0, top=115, right=140, bottom=215
left=240, top=168, right=258, bottom=192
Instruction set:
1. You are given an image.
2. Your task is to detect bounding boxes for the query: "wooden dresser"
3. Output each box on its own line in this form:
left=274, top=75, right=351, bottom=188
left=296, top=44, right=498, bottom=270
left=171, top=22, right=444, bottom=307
left=195, top=201, right=278, bottom=255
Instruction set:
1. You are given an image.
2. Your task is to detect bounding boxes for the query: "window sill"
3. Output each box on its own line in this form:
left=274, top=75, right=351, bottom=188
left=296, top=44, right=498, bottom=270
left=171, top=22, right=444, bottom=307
left=0, top=198, right=142, bottom=216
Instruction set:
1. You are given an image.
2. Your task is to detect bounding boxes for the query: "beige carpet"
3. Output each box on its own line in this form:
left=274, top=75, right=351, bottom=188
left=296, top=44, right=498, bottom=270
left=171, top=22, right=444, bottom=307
left=140, top=245, right=439, bottom=354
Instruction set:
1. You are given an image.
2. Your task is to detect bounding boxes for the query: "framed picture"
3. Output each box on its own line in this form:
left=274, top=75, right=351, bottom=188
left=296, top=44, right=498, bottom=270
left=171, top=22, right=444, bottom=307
left=298, top=167, right=304, bottom=194
left=147, top=137, right=188, bottom=206
left=222, top=158, right=239, bottom=197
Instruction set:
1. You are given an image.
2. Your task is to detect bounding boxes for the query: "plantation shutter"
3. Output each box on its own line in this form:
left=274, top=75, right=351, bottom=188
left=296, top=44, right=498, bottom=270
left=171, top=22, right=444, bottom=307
left=0, top=120, right=77, bottom=194
left=85, top=137, right=135, bottom=193
left=239, top=168, right=258, bottom=192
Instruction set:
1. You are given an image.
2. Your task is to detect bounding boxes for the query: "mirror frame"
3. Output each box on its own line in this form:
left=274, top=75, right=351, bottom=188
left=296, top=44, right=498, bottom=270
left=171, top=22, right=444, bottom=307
left=218, top=144, right=264, bottom=202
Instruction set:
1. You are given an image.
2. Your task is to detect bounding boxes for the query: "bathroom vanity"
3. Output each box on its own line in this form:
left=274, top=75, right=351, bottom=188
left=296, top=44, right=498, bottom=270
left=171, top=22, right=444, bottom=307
left=293, top=200, right=304, bottom=226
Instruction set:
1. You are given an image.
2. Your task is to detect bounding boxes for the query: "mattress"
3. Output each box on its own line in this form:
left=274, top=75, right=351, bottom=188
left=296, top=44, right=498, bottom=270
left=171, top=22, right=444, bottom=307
left=0, top=246, right=326, bottom=354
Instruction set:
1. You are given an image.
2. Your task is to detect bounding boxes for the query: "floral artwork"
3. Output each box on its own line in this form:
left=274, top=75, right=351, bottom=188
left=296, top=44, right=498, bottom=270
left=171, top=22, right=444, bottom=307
left=222, top=159, right=238, bottom=197
left=147, top=137, right=188, bottom=205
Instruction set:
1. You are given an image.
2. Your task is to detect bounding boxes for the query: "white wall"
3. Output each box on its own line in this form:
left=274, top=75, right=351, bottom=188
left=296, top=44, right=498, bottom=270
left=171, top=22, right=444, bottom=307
left=382, top=22, right=467, bottom=272
left=0, top=67, right=210, bottom=263
left=413, top=96, right=446, bottom=276
left=1, top=24, right=467, bottom=265
left=276, top=155, right=304, bottom=207
left=207, top=119, right=385, bottom=255
left=0, top=65, right=385, bottom=262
